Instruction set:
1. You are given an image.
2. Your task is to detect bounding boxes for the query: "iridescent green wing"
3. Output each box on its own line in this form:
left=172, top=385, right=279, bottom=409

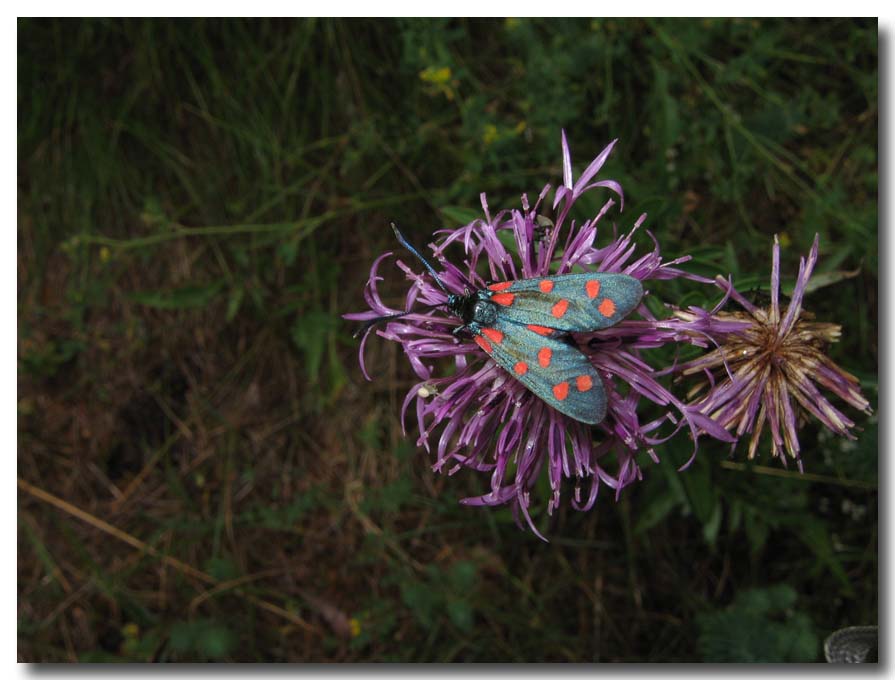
left=485, top=273, right=642, bottom=333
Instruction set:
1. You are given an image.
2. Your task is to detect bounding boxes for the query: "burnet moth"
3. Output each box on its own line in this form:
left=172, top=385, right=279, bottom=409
left=355, top=224, right=644, bottom=425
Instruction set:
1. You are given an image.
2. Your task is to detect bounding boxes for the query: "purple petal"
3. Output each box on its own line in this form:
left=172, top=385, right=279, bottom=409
left=770, top=234, right=781, bottom=325
left=779, top=233, right=820, bottom=338
left=573, top=139, right=618, bottom=196
left=578, top=179, right=625, bottom=211
left=561, top=129, right=573, bottom=189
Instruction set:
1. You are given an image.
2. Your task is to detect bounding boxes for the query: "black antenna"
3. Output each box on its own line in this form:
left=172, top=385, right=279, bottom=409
left=390, top=222, right=450, bottom=295
left=352, top=306, right=442, bottom=339
left=353, top=224, right=456, bottom=338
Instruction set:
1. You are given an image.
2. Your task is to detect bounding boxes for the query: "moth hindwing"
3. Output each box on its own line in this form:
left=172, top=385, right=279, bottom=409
left=470, top=315, right=607, bottom=424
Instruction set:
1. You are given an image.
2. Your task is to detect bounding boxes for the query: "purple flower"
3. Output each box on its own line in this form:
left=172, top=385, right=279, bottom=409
left=345, top=132, right=724, bottom=537
left=671, top=235, right=873, bottom=469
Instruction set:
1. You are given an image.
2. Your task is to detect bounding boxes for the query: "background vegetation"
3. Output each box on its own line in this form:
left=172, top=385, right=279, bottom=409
left=18, top=18, right=877, bottom=662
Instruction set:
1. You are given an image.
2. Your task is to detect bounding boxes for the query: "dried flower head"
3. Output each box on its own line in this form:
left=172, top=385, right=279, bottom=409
left=672, top=235, right=872, bottom=467
left=345, top=133, right=721, bottom=536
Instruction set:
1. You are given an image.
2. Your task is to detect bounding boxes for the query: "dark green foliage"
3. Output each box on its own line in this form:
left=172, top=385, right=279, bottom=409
left=697, top=585, right=818, bottom=662
left=167, top=619, right=237, bottom=660
left=18, top=18, right=876, bottom=662
left=400, top=561, right=479, bottom=630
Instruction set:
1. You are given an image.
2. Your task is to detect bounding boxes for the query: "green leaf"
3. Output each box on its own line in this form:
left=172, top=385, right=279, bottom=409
left=801, top=266, right=862, bottom=295
left=131, top=283, right=223, bottom=310
left=727, top=500, right=743, bottom=533
left=702, top=501, right=723, bottom=546
left=20, top=337, right=85, bottom=379
left=447, top=600, right=473, bottom=629
left=697, top=585, right=818, bottom=662
left=361, top=479, right=413, bottom=515
left=326, top=338, right=348, bottom=401
left=448, top=561, right=478, bottom=592
left=79, top=650, right=126, bottom=662
left=678, top=459, right=717, bottom=526
left=743, top=508, right=770, bottom=556
left=276, top=238, right=299, bottom=266
left=225, top=287, right=244, bottom=322
left=792, top=519, right=853, bottom=594
left=400, top=580, right=437, bottom=627
left=650, top=59, right=680, bottom=148
left=204, top=557, right=240, bottom=581
left=634, top=489, right=682, bottom=535
left=291, top=311, right=337, bottom=384
left=723, top=240, right=739, bottom=279
left=168, top=619, right=236, bottom=660
left=196, top=623, right=235, bottom=659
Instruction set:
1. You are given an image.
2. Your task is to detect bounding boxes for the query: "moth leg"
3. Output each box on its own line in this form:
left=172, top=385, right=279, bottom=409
left=557, top=333, right=579, bottom=348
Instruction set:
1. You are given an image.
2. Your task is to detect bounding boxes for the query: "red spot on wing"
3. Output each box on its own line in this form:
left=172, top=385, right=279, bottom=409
left=553, top=382, right=569, bottom=401
left=576, top=375, right=593, bottom=392
left=474, top=336, right=492, bottom=354
left=538, top=347, right=552, bottom=368
left=481, top=327, right=504, bottom=344
left=491, top=292, right=515, bottom=306
left=513, top=361, right=528, bottom=376
left=598, top=298, right=617, bottom=317
left=527, top=324, right=554, bottom=336
left=586, top=279, right=601, bottom=299
left=551, top=299, right=569, bottom=318
left=488, top=281, right=513, bottom=292
left=539, top=279, right=554, bottom=293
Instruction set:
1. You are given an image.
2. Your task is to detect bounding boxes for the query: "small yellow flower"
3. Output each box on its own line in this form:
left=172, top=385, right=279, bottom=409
left=419, top=67, right=456, bottom=100
left=419, top=66, right=452, bottom=85
left=482, top=124, right=498, bottom=146
left=99, top=246, right=111, bottom=263
left=349, top=617, right=361, bottom=637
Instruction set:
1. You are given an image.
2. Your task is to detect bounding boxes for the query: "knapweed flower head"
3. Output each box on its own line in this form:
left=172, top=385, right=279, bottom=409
left=345, top=132, right=727, bottom=537
left=671, top=234, right=873, bottom=469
